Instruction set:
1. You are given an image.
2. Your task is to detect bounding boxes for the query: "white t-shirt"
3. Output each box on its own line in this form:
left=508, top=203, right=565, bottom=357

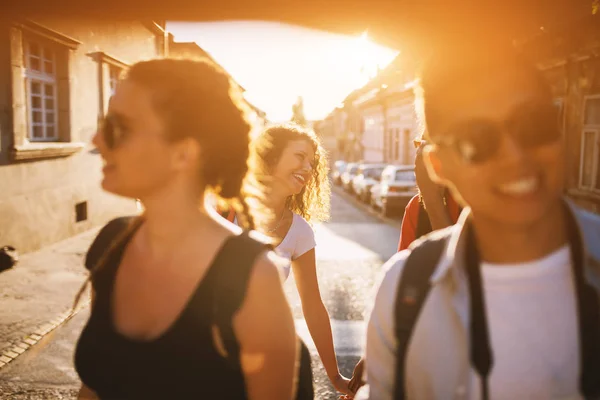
left=475, top=245, right=580, bottom=399
left=275, top=213, right=316, bottom=280
left=356, top=244, right=582, bottom=400
left=234, top=213, right=316, bottom=280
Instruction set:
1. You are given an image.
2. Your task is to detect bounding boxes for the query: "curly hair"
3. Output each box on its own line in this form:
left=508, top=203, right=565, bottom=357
left=249, top=123, right=330, bottom=224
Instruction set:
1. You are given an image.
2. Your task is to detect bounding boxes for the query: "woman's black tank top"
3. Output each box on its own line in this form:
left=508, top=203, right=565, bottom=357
left=74, top=219, right=247, bottom=399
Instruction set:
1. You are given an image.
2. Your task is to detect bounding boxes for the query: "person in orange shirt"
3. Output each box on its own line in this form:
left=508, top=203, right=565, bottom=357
left=398, top=136, right=462, bottom=252
left=348, top=136, right=462, bottom=397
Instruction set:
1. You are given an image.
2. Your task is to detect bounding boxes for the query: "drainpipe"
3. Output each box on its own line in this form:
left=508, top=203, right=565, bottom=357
left=380, top=84, right=388, bottom=163
left=163, top=27, right=169, bottom=57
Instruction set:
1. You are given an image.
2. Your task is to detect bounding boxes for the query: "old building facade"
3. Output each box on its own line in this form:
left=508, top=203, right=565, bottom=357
left=0, top=20, right=266, bottom=254
left=0, top=20, right=168, bottom=253
left=317, top=54, right=417, bottom=166
left=524, top=15, right=600, bottom=213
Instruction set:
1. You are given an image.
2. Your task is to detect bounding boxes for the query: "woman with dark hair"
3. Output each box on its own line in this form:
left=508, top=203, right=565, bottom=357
left=246, top=123, right=353, bottom=397
left=73, top=59, right=297, bottom=399
left=348, top=135, right=462, bottom=396
left=397, top=135, right=462, bottom=251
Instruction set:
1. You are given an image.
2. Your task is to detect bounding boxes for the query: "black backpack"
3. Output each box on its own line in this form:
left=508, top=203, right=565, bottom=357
left=393, top=224, right=600, bottom=400
left=210, top=231, right=314, bottom=400
left=414, top=196, right=464, bottom=241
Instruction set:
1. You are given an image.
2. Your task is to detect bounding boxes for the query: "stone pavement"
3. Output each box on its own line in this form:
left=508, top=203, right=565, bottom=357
left=0, top=228, right=98, bottom=370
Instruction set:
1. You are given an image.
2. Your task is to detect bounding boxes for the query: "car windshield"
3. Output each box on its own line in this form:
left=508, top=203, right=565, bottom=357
left=366, top=168, right=384, bottom=178
left=395, top=171, right=416, bottom=181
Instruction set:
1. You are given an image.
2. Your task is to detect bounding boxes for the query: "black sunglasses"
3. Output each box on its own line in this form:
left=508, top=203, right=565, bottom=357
left=98, top=114, right=128, bottom=150
left=431, top=102, right=561, bottom=164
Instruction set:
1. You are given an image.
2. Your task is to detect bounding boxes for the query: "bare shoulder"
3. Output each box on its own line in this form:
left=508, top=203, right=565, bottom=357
left=234, top=247, right=291, bottom=329
left=248, top=250, right=285, bottom=288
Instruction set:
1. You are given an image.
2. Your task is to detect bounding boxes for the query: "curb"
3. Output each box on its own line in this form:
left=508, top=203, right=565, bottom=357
left=0, top=299, right=90, bottom=370
left=331, top=184, right=403, bottom=229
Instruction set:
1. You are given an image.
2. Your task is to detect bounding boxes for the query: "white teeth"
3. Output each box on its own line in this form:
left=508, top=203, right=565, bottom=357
left=293, top=174, right=305, bottom=183
left=498, top=177, right=539, bottom=195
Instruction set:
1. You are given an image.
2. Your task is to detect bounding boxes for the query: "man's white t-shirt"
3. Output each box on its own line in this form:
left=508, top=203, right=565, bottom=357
left=357, top=244, right=582, bottom=400
left=474, top=245, right=580, bottom=399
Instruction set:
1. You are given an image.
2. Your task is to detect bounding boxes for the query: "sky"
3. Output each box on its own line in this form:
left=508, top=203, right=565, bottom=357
left=167, top=21, right=399, bottom=122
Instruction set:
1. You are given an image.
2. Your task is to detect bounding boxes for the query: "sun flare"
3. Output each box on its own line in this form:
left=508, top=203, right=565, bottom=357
left=167, top=22, right=399, bottom=121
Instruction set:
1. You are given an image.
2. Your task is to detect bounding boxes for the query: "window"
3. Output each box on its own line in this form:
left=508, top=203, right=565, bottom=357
left=109, top=65, right=121, bottom=96
left=395, top=170, right=416, bottom=182
left=9, top=21, right=82, bottom=161
left=579, top=96, right=600, bottom=192
left=386, top=129, right=394, bottom=161
left=389, top=129, right=397, bottom=160
left=402, top=129, right=410, bottom=163
left=25, top=40, right=58, bottom=141
left=88, top=52, right=128, bottom=117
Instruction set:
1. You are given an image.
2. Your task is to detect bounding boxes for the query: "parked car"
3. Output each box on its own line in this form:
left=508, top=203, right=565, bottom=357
left=370, top=165, right=417, bottom=217
left=352, top=164, right=386, bottom=203
left=331, top=160, right=347, bottom=185
left=341, top=162, right=360, bottom=193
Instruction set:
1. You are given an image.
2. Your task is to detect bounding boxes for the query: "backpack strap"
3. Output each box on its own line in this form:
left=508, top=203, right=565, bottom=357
left=394, top=234, right=448, bottom=400
left=85, top=216, right=136, bottom=270
left=210, top=232, right=315, bottom=399
left=415, top=198, right=433, bottom=240
left=210, top=231, right=271, bottom=365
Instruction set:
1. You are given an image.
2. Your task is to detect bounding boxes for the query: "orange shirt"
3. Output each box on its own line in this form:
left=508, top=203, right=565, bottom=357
left=397, top=193, right=461, bottom=252
left=216, top=204, right=236, bottom=222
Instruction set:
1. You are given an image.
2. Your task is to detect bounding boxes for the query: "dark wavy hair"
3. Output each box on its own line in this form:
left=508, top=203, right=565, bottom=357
left=250, top=123, right=330, bottom=224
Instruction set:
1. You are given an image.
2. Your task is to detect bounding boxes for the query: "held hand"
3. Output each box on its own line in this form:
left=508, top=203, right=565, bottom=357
left=331, top=373, right=352, bottom=396
left=348, top=357, right=365, bottom=395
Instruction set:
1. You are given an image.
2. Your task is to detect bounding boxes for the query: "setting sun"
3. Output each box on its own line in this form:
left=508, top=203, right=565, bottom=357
left=167, top=22, right=399, bottom=122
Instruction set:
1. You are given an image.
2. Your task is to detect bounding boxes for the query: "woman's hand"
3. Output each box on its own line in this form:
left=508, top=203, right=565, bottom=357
left=348, top=357, right=365, bottom=394
left=331, top=373, right=352, bottom=396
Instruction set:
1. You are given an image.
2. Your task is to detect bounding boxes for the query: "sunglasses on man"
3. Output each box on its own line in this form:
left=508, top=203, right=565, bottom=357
left=429, top=101, right=561, bottom=164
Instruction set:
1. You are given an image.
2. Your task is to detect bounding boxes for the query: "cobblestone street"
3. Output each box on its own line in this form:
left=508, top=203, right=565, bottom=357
left=0, top=188, right=400, bottom=399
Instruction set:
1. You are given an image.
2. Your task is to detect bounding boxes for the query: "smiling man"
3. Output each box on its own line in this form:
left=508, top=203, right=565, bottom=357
left=356, top=42, right=600, bottom=400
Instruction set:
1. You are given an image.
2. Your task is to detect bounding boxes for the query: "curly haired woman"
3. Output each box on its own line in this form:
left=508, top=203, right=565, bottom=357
left=243, top=123, right=354, bottom=397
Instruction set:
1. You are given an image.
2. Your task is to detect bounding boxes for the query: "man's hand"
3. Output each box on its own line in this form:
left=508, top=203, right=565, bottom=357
left=348, top=357, right=365, bottom=395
